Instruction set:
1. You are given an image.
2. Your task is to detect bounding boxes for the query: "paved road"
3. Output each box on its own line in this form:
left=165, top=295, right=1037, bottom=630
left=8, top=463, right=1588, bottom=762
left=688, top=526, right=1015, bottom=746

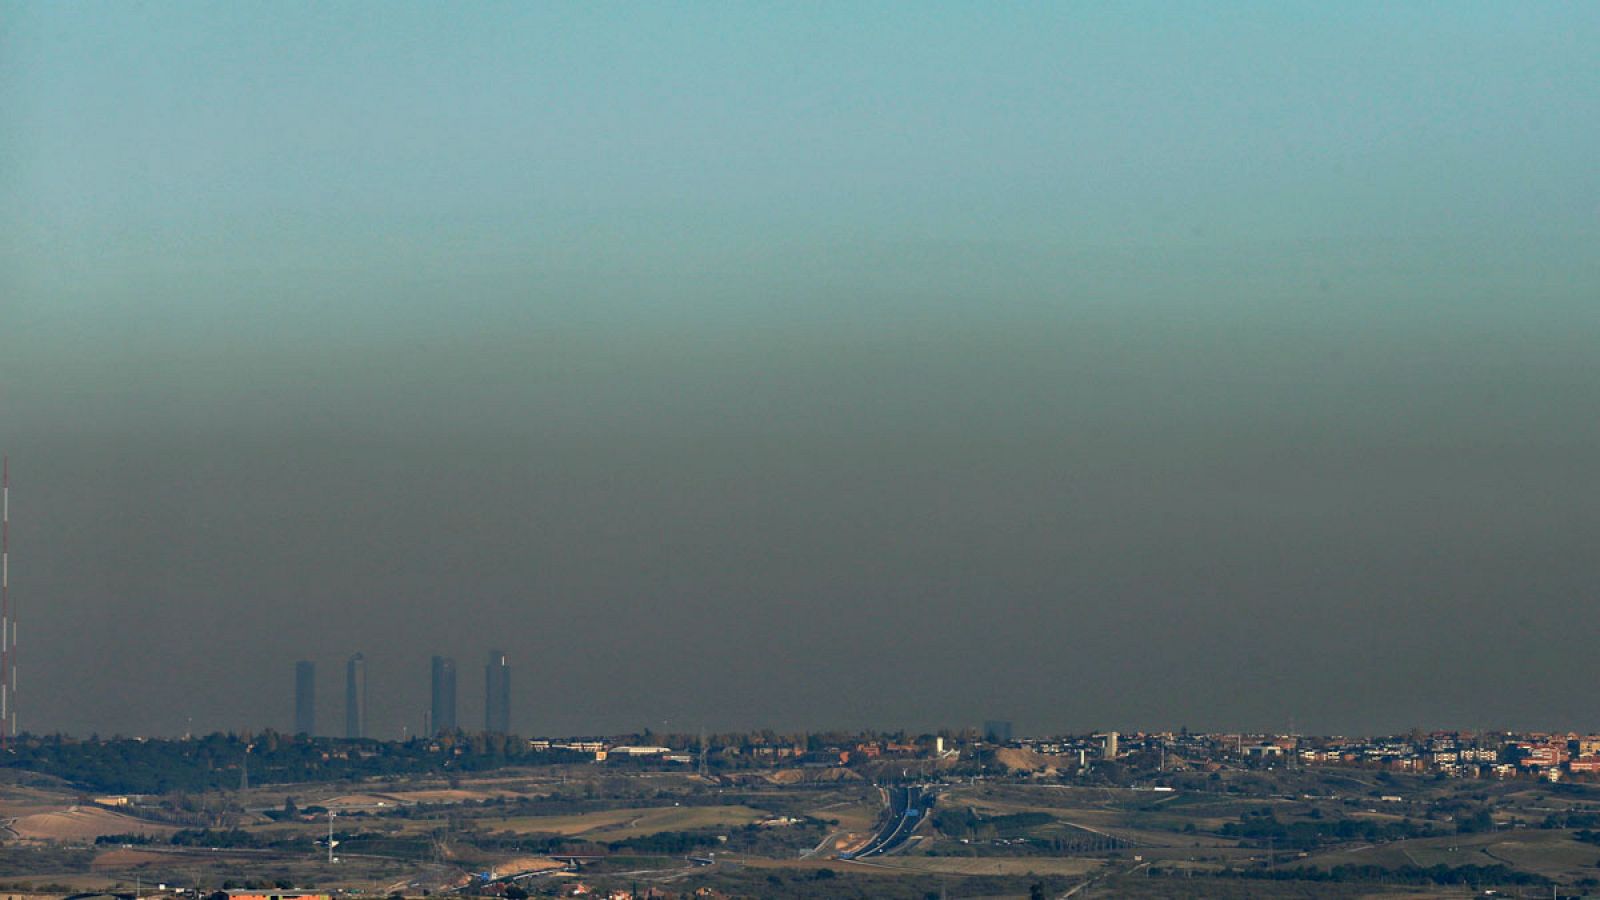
left=801, top=830, right=847, bottom=859
left=847, top=785, right=931, bottom=859
left=1058, top=859, right=1149, bottom=898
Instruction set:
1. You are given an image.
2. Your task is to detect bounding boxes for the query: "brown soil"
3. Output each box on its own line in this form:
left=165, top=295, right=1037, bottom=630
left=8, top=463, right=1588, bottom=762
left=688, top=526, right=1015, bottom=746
left=10, top=806, right=178, bottom=841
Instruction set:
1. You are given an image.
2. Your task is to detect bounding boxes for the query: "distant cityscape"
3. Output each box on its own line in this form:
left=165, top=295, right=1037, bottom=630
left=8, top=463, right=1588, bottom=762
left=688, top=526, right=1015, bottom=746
left=503, top=727, right=1600, bottom=784
left=274, top=654, right=1600, bottom=783
left=115, top=658, right=1600, bottom=793
left=291, top=652, right=514, bottom=740
left=13, top=718, right=1600, bottom=897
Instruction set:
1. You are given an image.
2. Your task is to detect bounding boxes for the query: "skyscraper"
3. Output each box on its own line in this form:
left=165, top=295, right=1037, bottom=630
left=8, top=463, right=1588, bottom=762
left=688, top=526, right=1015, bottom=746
left=430, top=655, right=457, bottom=734
left=345, top=653, right=367, bottom=739
left=294, top=660, right=316, bottom=735
left=485, top=650, right=510, bottom=734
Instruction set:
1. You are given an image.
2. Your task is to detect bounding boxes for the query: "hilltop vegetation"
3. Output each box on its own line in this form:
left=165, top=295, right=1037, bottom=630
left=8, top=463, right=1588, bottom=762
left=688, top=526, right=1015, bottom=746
left=1, top=731, right=582, bottom=793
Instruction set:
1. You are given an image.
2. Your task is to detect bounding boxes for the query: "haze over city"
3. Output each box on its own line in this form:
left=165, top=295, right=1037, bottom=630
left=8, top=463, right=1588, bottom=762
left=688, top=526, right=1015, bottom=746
left=2, top=2, right=1598, bottom=740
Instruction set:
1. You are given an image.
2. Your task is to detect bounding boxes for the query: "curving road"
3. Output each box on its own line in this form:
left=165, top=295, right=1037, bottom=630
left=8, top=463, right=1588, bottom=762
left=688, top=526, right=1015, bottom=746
left=846, top=785, right=932, bottom=859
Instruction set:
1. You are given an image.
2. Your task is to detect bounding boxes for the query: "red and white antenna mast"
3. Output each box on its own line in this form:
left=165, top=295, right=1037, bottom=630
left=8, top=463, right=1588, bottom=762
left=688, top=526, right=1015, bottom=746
left=1, top=456, right=12, bottom=746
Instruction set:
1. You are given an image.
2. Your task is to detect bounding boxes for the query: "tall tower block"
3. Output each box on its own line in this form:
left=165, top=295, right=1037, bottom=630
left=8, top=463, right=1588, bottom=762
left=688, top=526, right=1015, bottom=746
left=345, top=653, right=367, bottom=739
left=430, top=656, right=457, bottom=734
left=485, top=650, right=510, bottom=734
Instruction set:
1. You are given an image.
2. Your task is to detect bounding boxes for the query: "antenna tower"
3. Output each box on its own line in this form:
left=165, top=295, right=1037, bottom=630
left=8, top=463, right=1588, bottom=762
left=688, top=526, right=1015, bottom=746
left=1, top=456, right=13, bottom=746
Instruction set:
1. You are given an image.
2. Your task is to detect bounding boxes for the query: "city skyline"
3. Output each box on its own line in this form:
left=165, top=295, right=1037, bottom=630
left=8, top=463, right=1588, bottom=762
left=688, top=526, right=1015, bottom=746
left=284, top=652, right=521, bottom=739
left=4, top=3, right=1598, bottom=739
left=5, top=3, right=1597, bottom=893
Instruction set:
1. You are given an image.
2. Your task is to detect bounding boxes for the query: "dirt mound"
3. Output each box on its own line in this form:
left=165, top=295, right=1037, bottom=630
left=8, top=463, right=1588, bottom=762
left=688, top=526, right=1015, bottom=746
left=765, top=767, right=863, bottom=785
left=0, top=782, right=84, bottom=817
left=811, top=767, right=864, bottom=782
left=11, top=806, right=177, bottom=842
left=991, top=748, right=1074, bottom=773
left=493, top=856, right=566, bottom=874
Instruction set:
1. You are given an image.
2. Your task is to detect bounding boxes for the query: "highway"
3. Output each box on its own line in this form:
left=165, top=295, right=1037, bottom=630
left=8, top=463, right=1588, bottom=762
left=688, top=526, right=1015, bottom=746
left=845, top=785, right=932, bottom=859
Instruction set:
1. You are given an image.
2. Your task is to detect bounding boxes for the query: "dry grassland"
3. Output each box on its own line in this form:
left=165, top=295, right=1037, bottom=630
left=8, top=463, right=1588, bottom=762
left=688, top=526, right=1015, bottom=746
left=483, top=804, right=766, bottom=839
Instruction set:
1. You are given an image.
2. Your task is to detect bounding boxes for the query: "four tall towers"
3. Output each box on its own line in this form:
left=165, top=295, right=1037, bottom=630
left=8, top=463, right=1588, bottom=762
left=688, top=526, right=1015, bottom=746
left=0, top=458, right=524, bottom=743
left=293, top=652, right=512, bottom=737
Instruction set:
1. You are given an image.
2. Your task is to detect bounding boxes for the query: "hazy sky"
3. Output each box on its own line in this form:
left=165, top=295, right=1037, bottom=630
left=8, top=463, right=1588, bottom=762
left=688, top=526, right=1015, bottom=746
left=2, top=2, right=1597, bottom=739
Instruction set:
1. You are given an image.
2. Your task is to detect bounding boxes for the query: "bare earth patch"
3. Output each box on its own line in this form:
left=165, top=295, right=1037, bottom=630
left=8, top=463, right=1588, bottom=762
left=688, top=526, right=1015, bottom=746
left=487, top=805, right=767, bottom=838
left=10, top=806, right=178, bottom=841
